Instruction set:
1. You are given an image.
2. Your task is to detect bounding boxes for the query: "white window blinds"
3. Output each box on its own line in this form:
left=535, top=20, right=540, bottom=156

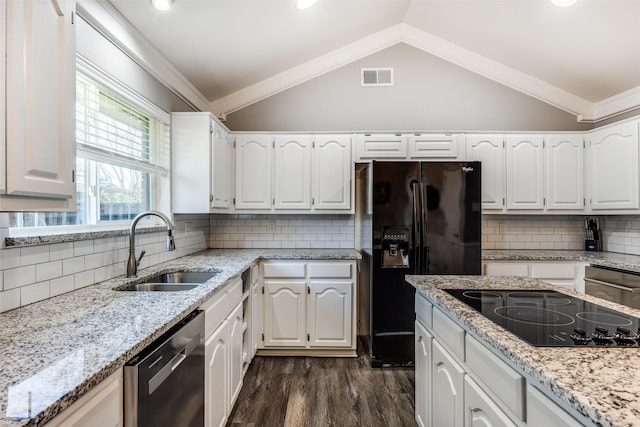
left=75, top=73, right=170, bottom=176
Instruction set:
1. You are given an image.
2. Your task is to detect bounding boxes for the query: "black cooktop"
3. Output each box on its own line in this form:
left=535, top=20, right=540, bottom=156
left=443, top=289, right=640, bottom=347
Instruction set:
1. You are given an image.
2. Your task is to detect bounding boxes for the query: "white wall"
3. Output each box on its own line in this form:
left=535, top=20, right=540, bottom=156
left=224, top=43, right=594, bottom=133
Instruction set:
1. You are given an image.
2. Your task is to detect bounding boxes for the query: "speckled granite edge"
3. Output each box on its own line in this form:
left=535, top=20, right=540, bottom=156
left=407, top=275, right=640, bottom=427
left=4, top=226, right=168, bottom=247
left=482, top=249, right=640, bottom=274
left=0, top=248, right=360, bottom=427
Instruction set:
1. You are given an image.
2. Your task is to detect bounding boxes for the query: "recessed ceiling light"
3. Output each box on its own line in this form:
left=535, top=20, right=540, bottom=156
left=151, top=0, right=174, bottom=11
left=551, top=0, right=578, bottom=6
left=296, top=0, right=318, bottom=10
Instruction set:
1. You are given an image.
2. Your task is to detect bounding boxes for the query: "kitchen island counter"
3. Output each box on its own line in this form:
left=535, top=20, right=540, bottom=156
left=407, top=274, right=640, bottom=427
left=0, top=249, right=360, bottom=427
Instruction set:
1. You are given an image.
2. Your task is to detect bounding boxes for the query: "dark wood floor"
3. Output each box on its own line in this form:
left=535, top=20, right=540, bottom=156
left=226, top=344, right=417, bottom=427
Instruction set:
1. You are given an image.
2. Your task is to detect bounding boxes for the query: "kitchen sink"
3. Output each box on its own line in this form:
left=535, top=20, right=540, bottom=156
left=117, top=271, right=219, bottom=292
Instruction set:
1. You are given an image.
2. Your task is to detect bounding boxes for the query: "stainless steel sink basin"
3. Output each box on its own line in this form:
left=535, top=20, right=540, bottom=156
left=118, top=271, right=219, bottom=291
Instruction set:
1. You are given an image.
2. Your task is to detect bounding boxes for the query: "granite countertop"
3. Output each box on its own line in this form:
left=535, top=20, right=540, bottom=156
left=0, top=248, right=360, bottom=427
left=482, top=249, right=640, bottom=273
left=406, top=274, right=640, bottom=427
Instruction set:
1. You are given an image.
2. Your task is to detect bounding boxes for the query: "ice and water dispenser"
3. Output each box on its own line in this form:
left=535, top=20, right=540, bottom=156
left=381, top=227, right=410, bottom=268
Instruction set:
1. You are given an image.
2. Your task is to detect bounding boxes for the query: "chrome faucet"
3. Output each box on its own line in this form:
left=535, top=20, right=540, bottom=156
left=126, top=210, right=176, bottom=277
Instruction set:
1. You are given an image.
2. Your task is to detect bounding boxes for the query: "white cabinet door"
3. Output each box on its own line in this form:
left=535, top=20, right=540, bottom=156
left=212, top=124, right=233, bottom=209
left=415, top=321, right=432, bottom=427
left=263, top=280, right=306, bottom=347
left=227, top=303, right=244, bottom=408
left=588, top=120, right=640, bottom=210
left=408, top=134, right=459, bottom=159
left=5, top=0, right=76, bottom=202
left=432, top=340, right=464, bottom=427
left=506, top=135, right=545, bottom=210
left=171, top=113, right=213, bottom=213
left=274, top=135, right=312, bottom=210
left=235, top=134, right=273, bottom=210
left=307, top=281, right=352, bottom=347
left=546, top=135, right=584, bottom=211
left=250, top=265, right=260, bottom=358
left=313, top=135, right=352, bottom=211
left=205, top=320, right=228, bottom=427
left=466, top=135, right=505, bottom=211
left=464, top=376, right=517, bottom=427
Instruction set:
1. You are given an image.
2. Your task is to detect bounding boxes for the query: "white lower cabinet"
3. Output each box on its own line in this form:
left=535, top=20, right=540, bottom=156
left=259, top=260, right=357, bottom=354
left=46, top=370, right=122, bottom=427
left=415, top=321, right=432, bottom=427
left=464, top=376, right=516, bottom=427
left=483, top=261, right=587, bottom=293
left=201, top=273, right=250, bottom=427
left=205, top=319, right=229, bottom=427
left=432, top=340, right=465, bottom=427
left=416, top=294, right=589, bottom=427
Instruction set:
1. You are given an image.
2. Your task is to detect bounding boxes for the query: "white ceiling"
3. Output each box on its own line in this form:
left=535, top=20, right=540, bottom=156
left=107, top=0, right=640, bottom=121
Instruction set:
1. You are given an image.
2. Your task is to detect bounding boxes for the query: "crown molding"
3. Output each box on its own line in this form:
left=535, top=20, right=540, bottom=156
left=592, top=84, right=640, bottom=122
left=77, top=0, right=210, bottom=112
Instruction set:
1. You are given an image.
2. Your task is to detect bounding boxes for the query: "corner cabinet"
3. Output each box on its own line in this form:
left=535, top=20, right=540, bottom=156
left=1, top=0, right=76, bottom=211
left=235, top=134, right=353, bottom=213
left=259, top=260, right=357, bottom=356
left=587, top=119, right=640, bottom=211
left=172, top=112, right=233, bottom=213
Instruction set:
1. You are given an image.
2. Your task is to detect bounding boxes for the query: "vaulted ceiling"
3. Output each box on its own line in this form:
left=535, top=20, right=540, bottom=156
left=107, top=0, right=640, bottom=122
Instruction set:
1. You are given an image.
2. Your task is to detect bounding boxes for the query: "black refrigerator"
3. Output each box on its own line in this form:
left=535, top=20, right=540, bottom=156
left=368, top=160, right=481, bottom=367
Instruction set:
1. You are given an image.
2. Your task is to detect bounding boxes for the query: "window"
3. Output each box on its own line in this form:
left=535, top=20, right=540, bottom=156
left=10, top=71, right=170, bottom=229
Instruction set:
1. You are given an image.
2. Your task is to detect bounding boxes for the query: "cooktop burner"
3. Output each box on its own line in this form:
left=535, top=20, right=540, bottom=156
left=443, top=289, right=640, bottom=347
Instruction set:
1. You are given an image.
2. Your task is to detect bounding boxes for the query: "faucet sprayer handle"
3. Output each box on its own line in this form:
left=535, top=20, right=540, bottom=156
left=137, top=250, right=146, bottom=266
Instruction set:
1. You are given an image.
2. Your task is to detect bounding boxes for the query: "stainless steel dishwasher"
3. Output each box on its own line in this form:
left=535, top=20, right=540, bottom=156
left=124, top=310, right=205, bottom=427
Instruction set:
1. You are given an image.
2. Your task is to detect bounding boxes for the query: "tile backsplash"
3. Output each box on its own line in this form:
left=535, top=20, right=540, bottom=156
left=482, top=215, right=584, bottom=250
left=209, top=214, right=355, bottom=249
left=1, top=210, right=640, bottom=313
left=0, top=214, right=209, bottom=313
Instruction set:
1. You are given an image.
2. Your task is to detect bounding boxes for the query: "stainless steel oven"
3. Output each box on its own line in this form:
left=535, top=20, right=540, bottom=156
left=585, top=265, right=640, bottom=310
left=124, top=310, right=204, bottom=427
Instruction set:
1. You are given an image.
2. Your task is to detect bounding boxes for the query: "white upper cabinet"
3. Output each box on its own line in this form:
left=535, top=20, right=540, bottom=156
left=235, top=134, right=273, bottom=210
left=355, top=134, right=407, bottom=160
left=2, top=0, right=76, bottom=210
left=171, top=113, right=233, bottom=213
left=408, top=134, right=460, bottom=159
left=506, top=135, right=545, bottom=210
left=212, top=124, right=233, bottom=209
left=546, top=135, right=584, bottom=211
left=466, top=135, right=505, bottom=211
left=588, top=120, right=640, bottom=211
left=274, top=135, right=312, bottom=210
left=313, top=135, right=352, bottom=211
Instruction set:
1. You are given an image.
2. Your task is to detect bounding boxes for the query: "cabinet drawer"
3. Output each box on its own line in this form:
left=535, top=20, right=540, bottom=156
left=263, top=262, right=306, bottom=278
left=415, top=292, right=432, bottom=329
left=527, top=384, right=583, bottom=426
left=432, top=308, right=465, bottom=361
left=529, top=263, right=575, bottom=279
left=226, top=277, right=243, bottom=308
left=485, top=262, right=528, bottom=276
left=356, top=134, right=407, bottom=159
left=408, top=134, right=458, bottom=159
left=308, top=262, right=352, bottom=278
left=466, top=335, right=525, bottom=421
left=201, top=289, right=229, bottom=338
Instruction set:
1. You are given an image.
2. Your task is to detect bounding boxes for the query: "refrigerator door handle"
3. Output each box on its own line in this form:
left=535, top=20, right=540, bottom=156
left=412, top=181, right=421, bottom=274
left=421, top=182, right=429, bottom=275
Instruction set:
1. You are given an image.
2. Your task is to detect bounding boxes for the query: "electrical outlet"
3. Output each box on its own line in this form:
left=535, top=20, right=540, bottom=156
left=185, top=222, right=192, bottom=233
left=267, top=220, right=276, bottom=233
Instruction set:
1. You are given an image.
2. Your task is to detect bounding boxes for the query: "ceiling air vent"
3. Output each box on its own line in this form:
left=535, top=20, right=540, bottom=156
left=361, top=68, right=394, bottom=87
